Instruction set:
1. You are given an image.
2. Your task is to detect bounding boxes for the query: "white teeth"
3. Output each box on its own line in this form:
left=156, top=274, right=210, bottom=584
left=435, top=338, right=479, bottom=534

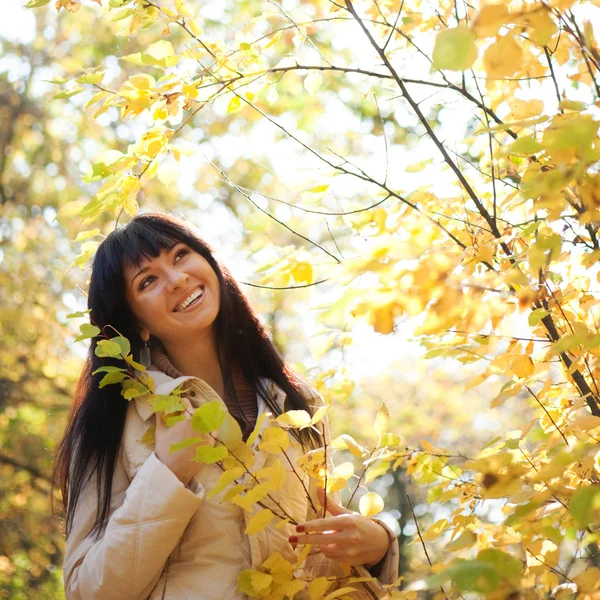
left=176, top=287, right=203, bottom=312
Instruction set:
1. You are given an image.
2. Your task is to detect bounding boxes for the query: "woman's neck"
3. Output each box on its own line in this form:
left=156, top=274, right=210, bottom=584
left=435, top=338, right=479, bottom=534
left=160, top=329, right=225, bottom=399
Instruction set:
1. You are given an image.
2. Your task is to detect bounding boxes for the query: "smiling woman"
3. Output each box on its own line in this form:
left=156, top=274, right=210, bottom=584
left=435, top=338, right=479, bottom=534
left=52, top=211, right=399, bottom=600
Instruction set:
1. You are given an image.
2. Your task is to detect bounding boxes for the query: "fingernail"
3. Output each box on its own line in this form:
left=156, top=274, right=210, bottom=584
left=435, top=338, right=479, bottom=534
left=295, top=525, right=305, bottom=533
left=289, top=535, right=298, bottom=544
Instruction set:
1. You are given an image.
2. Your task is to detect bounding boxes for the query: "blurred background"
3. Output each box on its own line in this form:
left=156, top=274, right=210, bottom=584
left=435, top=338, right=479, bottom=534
left=2, top=0, right=587, bottom=597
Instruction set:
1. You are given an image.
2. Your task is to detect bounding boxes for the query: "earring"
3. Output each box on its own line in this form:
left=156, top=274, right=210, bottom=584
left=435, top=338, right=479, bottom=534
left=139, top=338, right=151, bottom=369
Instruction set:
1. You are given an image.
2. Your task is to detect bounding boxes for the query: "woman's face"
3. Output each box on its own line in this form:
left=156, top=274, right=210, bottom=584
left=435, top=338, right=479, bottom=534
left=122, top=242, right=221, bottom=344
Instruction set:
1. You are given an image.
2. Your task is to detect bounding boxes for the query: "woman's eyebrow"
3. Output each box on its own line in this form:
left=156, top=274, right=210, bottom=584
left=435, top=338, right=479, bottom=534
left=130, top=245, right=181, bottom=286
left=131, top=264, right=152, bottom=286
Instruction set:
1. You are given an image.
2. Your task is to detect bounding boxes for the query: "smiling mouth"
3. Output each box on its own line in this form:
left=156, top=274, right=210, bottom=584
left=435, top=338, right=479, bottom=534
left=174, top=286, right=205, bottom=312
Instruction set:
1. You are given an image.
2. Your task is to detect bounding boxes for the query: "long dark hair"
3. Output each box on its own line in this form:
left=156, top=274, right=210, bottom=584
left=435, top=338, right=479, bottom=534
left=53, top=212, right=321, bottom=538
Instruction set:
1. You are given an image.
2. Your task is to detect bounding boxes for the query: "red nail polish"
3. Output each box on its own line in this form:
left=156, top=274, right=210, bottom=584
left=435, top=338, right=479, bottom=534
left=295, top=525, right=305, bottom=533
left=289, top=535, right=298, bottom=544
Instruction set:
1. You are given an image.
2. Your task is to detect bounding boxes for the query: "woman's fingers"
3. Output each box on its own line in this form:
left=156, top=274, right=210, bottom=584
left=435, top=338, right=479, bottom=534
left=296, top=515, right=353, bottom=533
left=290, top=529, right=354, bottom=546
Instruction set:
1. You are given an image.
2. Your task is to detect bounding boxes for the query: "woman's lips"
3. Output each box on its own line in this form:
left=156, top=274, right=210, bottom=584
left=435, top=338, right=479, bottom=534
left=175, top=286, right=205, bottom=313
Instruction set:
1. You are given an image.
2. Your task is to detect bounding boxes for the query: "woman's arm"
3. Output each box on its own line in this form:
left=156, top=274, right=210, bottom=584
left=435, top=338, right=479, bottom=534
left=293, top=382, right=400, bottom=596
left=63, top=451, right=203, bottom=600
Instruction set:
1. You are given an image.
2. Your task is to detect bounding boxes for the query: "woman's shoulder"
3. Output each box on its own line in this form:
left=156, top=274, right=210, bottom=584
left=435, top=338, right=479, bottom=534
left=119, top=401, right=155, bottom=475
left=290, top=373, right=325, bottom=407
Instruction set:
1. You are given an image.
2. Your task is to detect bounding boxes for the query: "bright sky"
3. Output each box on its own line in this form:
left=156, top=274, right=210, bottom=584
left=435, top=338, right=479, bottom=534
left=3, top=0, right=599, bottom=385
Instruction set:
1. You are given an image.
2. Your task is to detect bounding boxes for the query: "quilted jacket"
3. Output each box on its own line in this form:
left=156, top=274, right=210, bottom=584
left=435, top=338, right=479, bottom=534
left=62, top=367, right=400, bottom=599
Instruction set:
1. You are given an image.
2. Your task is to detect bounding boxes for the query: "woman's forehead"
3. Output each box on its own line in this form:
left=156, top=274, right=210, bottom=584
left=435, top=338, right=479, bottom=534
left=122, top=238, right=179, bottom=270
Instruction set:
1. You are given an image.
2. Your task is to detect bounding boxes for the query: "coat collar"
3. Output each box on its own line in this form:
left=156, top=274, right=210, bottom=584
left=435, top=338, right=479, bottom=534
left=133, top=366, right=286, bottom=423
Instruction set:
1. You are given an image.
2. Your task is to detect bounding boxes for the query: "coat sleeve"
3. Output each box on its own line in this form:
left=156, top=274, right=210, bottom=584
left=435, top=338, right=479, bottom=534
left=296, top=381, right=400, bottom=598
left=63, top=451, right=204, bottom=600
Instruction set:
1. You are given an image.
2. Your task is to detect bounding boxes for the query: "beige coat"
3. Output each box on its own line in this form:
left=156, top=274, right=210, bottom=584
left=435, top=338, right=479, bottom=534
left=63, top=369, right=399, bottom=600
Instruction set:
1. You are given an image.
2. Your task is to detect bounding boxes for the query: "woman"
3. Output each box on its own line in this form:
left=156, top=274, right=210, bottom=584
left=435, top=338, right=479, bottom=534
left=55, top=212, right=399, bottom=600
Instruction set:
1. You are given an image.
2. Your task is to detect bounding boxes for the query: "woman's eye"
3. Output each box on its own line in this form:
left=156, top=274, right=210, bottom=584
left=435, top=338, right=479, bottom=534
left=139, top=249, right=188, bottom=290
left=140, top=276, right=154, bottom=290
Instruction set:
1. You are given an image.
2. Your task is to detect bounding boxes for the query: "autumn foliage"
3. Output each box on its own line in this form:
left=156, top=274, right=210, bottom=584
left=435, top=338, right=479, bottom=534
left=3, top=0, right=600, bottom=597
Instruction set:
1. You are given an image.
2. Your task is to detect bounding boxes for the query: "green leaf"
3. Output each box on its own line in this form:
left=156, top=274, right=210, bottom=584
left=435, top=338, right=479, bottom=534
left=507, top=136, right=543, bottom=155
left=149, top=394, right=185, bottom=414
left=169, top=437, right=202, bottom=454
left=75, top=323, right=100, bottom=342
left=93, top=366, right=127, bottom=375
left=432, top=27, right=478, bottom=71
left=194, top=444, right=228, bottom=464
left=99, top=372, right=127, bottom=388
left=123, top=387, right=149, bottom=400
left=95, top=340, right=122, bottom=358
left=569, top=486, right=600, bottom=528
left=66, top=309, right=92, bottom=319
left=76, top=72, right=104, bottom=85
left=125, top=354, right=146, bottom=371
left=75, top=229, right=101, bottom=242
left=528, top=308, right=549, bottom=327
left=477, top=548, right=522, bottom=581
left=25, top=0, right=51, bottom=8
left=191, top=401, right=225, bottom=433
left=374, top=402, right=390, bottom=439
left=51, top=88, right=85, bottom=101
left=112, top=336, right=131, bottom=357
left=428, top=559, right=502, bottom=593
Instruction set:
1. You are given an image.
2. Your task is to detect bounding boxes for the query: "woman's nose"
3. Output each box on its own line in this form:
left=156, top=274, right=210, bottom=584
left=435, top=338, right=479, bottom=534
left=168, top=270, right=189, bottom=291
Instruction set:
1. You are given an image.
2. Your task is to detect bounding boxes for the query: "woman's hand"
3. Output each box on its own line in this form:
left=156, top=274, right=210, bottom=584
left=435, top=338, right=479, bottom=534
left=155, top=397, right=217, bottom=486
left=290, top=487, right=390, bottom=568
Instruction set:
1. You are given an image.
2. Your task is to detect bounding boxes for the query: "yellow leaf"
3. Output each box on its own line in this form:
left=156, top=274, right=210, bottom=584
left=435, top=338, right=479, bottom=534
left=156, top=162, right=180, bottom=186
left=446, top=529, right=477, bottom=551
left=421, top=518, right=448, bottom=541
left=247, top=412, right=269, bottom=446
left=279, top=580, right=306, bottom=596
left=511, top=355, right=535, bottom=379
left=258, top=427, right=289, bottom=453
left=128, top=74, right=155, bottom=89
left=570, top=415, right=600, bottom=431
left=308, top=406, right=328, bottom=428
left=374, top=403, right=390, bottom=439
left=153, top=106, right=168, bottom=121
left=207, top=466, right=245, bottom=499
left=188, top=19, right=202, bottom=37
left=244, top=508, right=275, bottom=535
left=483, top=36, right=523, bottom=79
left=146, top=40, right=176, bottom=62
left=464, top=372, right=491, bottom=391
left=183, top=83, right=199, bottom=99
left=254, top=457, right=286, bottom=488
left=227, top=96, right=242, bottom=113
left=472, top=3, right=510, bottom=38
left=276, top=410, right=311, bottom=429
left=56, top=200, right=86, bottom=223
left=359, top=491, right=384, bottom=517
left=308, top=577, right=333, bottom=599
left=372, top=305, right=395, bottom=334
left=520, top=8, right=557, bottom=46
left=295, top=542, right=312, bottom=567
left=175, top=0, right=195, bottom=18
left=432, top=27, right=478, bottom=71
left=237, top=569, right=273, bottom=596
left=333, top=462, right=354, bottom=478
left=292, top=262, right=313, bottom=284
left=232, top=482, right=272, bottom=511
left=324, top=587, right=359, bottom=599
left=508, top=98, right=545, bottom=120
left=265, top=30, right=281, bottom=49
left=304, top=72, right=322, bottom=95
left=138, top=424, right=156, bottom=446
left=330, top=434, right=368, bottom=458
